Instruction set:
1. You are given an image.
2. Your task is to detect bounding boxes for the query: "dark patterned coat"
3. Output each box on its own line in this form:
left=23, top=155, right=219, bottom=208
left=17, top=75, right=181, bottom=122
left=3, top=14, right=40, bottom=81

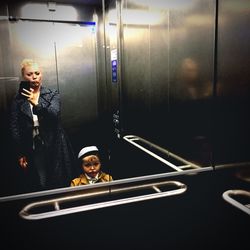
left=10, top=86, right=76, bottom=189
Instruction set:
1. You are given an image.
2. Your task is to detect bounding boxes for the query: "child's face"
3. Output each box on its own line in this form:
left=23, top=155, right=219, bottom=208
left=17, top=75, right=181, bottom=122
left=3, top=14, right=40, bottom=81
left=82, top=155, right=101, bottom=178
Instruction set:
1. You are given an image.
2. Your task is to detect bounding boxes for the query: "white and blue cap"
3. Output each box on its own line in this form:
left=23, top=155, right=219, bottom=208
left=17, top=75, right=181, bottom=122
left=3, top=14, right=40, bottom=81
left=78, top=146, right=99, bottom=159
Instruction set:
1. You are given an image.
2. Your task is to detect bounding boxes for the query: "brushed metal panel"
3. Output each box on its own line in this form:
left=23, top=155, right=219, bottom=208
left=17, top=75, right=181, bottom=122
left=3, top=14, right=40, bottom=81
left=215, top=0, right=250, bottom=163
left=54, top=22, right=98, bottom=130
left=8, top=20, right=58, bottom=89
left=0, top=1, right=104, bottom=196
left=119, top=0, right=214, bottom=166
left=168, top=0, right=214, bottom=165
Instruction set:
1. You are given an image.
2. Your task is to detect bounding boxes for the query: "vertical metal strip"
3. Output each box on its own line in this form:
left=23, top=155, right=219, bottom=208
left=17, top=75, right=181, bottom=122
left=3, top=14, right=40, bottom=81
left=53, top=38, right=60, bottom=93
left=211, top=0, right=219, bottom=169
left=116, top=0, right=124, bottom=136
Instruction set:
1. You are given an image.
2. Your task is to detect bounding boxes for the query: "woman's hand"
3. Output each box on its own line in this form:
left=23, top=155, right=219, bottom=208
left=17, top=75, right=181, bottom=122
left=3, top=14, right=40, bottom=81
left=18, top=156, right=28, bottom=169
left=21, top=88, right=39, bottom=106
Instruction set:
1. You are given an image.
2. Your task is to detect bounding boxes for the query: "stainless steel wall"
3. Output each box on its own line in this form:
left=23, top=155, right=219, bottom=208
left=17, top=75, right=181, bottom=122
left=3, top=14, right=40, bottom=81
left=1, top=0, right=250, bottom=195
left=0, top=0, right=106, bottom=196
left=215, top=0, right=250, bottom=163
left=0, top=2, right=249, bottom=248
left=116, top=0, right=215, bottom=166
left=6, top=2, right=101, bottom=142
left=107, top=0, right=250, bottom=171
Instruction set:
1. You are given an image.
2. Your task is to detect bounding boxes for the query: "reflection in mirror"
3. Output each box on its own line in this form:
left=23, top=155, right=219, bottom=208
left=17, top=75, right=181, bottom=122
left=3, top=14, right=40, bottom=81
left=19, top=179, right=187, bottom=220
left=106, top=0, right=250, bottom=181
left=71, top=145, right=113, bottom=186
left=1, top=0, right=250, bottom=200
left=0, top=0, right=108, bottom=197
left=9, top=58, right=77, bottom=193
left=108, top=0, right=215, bottom=175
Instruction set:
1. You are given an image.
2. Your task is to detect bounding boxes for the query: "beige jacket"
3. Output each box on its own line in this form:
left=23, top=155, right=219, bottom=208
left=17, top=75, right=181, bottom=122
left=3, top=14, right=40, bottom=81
left=71, top=172, right=113, bottom=186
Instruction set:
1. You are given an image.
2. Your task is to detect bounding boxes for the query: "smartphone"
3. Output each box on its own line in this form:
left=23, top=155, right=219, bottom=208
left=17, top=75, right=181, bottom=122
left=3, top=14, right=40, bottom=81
left=19, top=81, right=31, bottom=96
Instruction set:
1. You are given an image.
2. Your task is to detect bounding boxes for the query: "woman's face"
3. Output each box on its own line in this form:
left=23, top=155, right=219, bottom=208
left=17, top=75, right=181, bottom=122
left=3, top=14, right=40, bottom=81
left=22, top=63, right=42, bottom=89
left=82, top=155, right=101, bottom=178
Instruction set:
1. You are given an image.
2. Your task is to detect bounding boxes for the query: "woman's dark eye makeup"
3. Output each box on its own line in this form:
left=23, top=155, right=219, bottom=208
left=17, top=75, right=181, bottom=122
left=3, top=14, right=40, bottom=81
left=26, top=71, right=40, bottom=77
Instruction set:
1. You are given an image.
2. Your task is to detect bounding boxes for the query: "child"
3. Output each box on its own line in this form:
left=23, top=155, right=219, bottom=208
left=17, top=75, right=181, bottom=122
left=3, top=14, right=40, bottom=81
left=71, top=146, right=113, bottom=186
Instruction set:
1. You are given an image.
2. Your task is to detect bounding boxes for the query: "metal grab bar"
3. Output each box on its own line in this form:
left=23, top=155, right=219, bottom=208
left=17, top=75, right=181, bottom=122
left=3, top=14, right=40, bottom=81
left=222, top=190, right=250, bottom=215
left=123, top=135, right=201, bottom=171
left=19, top=180, right=187, bottom=220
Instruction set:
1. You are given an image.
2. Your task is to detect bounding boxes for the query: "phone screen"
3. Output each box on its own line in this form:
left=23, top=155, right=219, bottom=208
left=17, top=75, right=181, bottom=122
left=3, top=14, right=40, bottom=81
left=19, top=81, right=30, bottom=95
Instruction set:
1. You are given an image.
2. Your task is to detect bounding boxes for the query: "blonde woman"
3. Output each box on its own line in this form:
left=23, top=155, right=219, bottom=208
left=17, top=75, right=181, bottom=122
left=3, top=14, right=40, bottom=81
left=10, top=59, right=76, bottom=192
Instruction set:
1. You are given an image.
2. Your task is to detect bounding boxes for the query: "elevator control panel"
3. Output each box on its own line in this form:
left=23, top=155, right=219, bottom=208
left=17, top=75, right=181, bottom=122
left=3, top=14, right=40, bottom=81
left=113, top=110, right=121, bottom=138
left=111, top=49, right=117, bottom=83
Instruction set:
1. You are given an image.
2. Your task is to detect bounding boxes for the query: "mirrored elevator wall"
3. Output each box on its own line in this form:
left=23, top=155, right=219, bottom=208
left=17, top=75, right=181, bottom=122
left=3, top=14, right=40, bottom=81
left=0, top=0, right=108, bottom=196
left=0, top=0, right=250, bottom=195
left=112, top=0, right=215, bottom=166
left=106, top=0, right=250, bottom=172
left=215, top=0, right=250, bottom=164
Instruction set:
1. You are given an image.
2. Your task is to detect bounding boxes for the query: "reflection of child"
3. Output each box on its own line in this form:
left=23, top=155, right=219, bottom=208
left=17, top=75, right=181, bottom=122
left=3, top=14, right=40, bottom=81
left=71, top=146, right=113, bottom=186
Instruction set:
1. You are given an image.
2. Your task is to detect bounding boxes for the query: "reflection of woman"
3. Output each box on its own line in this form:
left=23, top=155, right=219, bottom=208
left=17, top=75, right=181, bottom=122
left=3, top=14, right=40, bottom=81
left=10, top=59, right=76, bottom=192
left=179, top=57, right=212, bottom=100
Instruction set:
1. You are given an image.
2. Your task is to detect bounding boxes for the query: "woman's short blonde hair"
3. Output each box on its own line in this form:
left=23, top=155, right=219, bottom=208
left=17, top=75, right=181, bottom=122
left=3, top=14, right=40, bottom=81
left=20, top=59, right=39, bottom=76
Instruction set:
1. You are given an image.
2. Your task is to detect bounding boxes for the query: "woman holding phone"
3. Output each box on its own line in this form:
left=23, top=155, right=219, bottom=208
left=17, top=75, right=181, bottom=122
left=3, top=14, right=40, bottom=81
left=10, top=59, right=76, bottom=192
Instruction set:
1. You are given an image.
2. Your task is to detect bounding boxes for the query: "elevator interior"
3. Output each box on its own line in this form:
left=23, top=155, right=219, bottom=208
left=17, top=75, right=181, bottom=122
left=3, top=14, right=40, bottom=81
left=0, top=0, right=249, bottom=249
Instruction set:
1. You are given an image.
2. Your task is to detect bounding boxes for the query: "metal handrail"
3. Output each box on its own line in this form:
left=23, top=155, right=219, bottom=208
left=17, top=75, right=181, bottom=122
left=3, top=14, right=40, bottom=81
left=222, top=189, right=250, bottom=215
left=0, top=167, right=212, bottom=202
left=19, top=180, right=187, bottom=220
left=123, top=135, right=201, bottom=171
left=215, top=162, right=250, bottom=170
